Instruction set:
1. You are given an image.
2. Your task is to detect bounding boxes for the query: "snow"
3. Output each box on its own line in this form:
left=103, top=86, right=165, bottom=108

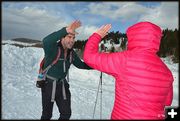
left=2, top=43, right=179, bottom=120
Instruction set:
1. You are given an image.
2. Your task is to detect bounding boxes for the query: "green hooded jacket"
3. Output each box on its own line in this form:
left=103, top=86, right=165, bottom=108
left=42, top=27, right=91, bottom=81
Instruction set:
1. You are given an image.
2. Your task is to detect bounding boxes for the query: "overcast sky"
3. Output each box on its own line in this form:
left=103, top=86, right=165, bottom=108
left=2, top=1, right=179, bottom=41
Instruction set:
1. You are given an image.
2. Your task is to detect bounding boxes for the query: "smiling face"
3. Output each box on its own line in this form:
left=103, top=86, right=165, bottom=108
left=61, top=33, right=75, bottom=50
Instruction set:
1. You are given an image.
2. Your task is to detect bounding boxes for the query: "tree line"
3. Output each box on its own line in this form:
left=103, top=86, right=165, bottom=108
left=74, top=29, right=179, bottom=63
left=157, top=28, right=179, bottom=63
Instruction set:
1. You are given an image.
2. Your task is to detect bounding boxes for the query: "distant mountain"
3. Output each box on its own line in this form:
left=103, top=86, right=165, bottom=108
left=2, top=38, right=43, bottom=48
left=11, top=38, right=41, bottom=43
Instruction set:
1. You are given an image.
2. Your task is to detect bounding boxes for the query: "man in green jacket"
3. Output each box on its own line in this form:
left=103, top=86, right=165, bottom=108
left=40, top=20, right=91, bottom=120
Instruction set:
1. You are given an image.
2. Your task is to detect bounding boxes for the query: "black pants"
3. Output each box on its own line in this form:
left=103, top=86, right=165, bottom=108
left=41, top=79, right=71, bottom=120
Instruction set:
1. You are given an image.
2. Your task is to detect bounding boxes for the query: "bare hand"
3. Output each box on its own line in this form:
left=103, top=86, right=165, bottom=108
left=66, top=20, right=82, bottom=34
left=95, top=24, right=112, bottom=38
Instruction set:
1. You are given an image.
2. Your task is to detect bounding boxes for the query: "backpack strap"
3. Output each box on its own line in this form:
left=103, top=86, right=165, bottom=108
left=66, top=50, right=73, bottom=82
left=39, top=47, right=61, bottom=74
left=69, top=50, right=73, bottom=64
left=39, top=58, right=45, bottom=73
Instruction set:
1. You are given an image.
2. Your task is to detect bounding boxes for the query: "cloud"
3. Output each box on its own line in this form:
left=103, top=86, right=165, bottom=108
left=2, top=6, right=68, bottom=40
left=86, top=2, right=178, bottom=30
left=87, top=2, right=149, bottom=21
left=76, top=25, right=98, bottom=40
left=2, top=3, right=98, bottom=40
left=139, top=2, right=179, bottom=30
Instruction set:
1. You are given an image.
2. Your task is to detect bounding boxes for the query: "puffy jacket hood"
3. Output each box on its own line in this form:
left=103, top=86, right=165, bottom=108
left=126, top=22, right=162, bottom=53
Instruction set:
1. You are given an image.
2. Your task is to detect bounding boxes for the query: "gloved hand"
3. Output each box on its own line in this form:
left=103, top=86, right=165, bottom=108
left=36, top=80, right=46, bottom=88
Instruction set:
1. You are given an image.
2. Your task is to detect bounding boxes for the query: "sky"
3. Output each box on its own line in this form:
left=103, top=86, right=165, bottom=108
left=2, top=1, right=179, bottom=41
left=2, top=41, right=179, bottom=119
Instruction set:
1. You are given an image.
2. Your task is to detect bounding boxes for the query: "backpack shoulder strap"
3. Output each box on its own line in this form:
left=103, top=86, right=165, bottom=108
left=66, top=50, right=74, bottom=82
left=69, top=50, right=73, bottom=64
left=39, top=47, right=61, bottom=74
left=51, top=47, right=61, bottom=65
left=39, top=57, right=45, bottom=73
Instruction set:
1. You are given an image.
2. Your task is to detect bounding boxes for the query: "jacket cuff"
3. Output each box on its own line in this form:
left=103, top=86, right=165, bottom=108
left=93, top=32, right=102, bottom=40
left=57, top=27, right=68, bottom=38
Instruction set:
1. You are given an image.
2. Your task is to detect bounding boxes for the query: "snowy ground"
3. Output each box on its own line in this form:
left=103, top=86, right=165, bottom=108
left=2, top=43, right=179, bottom=120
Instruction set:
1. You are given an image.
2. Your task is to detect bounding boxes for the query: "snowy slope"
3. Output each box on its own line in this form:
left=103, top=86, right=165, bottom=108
left=2, top=44, right=179, bottom=120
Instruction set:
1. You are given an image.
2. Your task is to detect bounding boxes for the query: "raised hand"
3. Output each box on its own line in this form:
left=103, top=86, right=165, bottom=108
left=66, top=20, right=82, bottom=34
left=95, top=24, right=112, bottom=38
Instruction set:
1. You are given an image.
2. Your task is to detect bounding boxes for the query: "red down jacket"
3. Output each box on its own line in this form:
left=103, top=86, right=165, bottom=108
left=83, top=22, right=174, bottom=120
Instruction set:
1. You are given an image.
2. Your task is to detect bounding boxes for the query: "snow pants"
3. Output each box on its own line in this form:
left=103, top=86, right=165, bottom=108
left=40, top=78, right=71, bottom=120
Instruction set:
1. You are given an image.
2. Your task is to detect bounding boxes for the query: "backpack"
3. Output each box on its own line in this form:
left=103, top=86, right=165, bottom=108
left=36, top=47, right=73, bottom=88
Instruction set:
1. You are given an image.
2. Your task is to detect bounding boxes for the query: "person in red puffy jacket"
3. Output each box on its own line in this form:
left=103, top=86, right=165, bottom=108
left=83, top=22, right=174, bottom=120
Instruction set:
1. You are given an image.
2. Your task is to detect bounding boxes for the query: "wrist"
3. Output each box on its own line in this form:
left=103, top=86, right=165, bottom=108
left=94, top=32, right=102, bottom=39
